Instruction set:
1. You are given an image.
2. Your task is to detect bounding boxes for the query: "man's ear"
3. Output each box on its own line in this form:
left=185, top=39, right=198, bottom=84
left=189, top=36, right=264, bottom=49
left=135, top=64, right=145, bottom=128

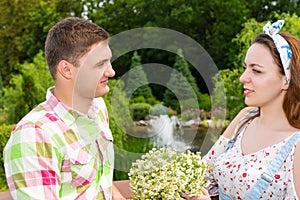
left=57, top=60, right=73, bottom=79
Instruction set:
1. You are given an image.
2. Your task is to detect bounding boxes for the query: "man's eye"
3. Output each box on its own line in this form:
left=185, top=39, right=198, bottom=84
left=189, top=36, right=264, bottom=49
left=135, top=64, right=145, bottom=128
left=97, top=62, right=105, bottom=67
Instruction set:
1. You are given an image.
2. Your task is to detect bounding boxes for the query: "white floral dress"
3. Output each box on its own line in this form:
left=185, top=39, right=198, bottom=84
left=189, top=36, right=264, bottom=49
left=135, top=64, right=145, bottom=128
left=203, top=124, right=299, bottom=199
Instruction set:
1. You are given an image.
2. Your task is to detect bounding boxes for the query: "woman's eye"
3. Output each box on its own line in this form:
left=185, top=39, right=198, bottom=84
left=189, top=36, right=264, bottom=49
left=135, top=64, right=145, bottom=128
left=252, top=68, right=261, bottom=73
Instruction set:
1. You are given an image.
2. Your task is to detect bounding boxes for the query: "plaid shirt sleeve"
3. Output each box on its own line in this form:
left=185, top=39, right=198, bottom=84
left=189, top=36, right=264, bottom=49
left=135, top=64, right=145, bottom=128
left=4, top=92, right=114, bottom=200
left=4, top=124, right=62, bottom=199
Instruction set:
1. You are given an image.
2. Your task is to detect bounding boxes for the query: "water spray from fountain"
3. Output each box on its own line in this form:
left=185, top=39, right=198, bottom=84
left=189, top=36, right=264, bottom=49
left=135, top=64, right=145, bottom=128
left=148, top=105, right=190, bottom=152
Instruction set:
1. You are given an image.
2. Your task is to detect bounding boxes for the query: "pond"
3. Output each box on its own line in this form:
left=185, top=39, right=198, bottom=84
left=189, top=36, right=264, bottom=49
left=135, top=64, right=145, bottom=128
left=114, top=124, right=224, bottom=178
left=125, top=125, right=207, bottom=151
left=126, top=124, right=223, bottom=150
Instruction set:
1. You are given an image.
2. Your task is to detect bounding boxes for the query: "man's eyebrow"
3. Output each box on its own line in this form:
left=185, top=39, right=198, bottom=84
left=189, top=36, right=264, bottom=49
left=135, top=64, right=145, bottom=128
left=95, top=58, right=109, bottom=65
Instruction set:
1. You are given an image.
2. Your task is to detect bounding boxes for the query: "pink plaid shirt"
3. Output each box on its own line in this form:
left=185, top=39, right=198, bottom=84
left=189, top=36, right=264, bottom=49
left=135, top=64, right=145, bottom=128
left=4, top=88, right=114, bottom=199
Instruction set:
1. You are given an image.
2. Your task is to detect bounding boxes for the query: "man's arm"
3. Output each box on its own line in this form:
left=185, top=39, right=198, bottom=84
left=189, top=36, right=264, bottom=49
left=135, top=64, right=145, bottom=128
left=112, top=183, right=126, bottom=200
left=4, top=126, right=61, bottom=199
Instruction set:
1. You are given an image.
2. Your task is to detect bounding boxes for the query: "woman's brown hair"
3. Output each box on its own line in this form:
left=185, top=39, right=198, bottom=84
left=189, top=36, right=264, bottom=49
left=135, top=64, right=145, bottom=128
left=234, top=32, right=300, bottom=139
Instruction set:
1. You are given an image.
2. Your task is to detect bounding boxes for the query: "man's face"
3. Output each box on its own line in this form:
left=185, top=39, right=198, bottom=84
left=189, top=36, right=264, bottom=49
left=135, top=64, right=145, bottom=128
left=74, top=41, right=115, bottom=99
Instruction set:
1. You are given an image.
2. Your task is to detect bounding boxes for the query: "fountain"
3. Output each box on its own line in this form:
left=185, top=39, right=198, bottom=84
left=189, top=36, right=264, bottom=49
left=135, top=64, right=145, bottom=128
left=148, top=114, right=191, bottom=152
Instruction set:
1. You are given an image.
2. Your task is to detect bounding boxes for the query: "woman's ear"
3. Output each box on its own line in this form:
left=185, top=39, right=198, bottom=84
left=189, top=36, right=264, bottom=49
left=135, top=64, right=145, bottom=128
left=57, top=60, right=73, bottom=79
left=282, top=79, right=289, bottom=90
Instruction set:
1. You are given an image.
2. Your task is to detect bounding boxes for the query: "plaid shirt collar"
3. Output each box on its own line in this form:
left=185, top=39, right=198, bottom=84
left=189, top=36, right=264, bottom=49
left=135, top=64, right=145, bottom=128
left=45, top=87, right=113, bottom=141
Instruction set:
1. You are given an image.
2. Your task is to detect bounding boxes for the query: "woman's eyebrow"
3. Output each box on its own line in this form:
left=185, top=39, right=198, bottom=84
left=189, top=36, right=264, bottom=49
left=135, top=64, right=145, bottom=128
left=244, top=62, right=264, bottom=68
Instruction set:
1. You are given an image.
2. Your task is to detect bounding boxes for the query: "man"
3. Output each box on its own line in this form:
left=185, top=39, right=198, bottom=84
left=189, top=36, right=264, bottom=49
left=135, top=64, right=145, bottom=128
left=4, top=17, right=124, bottom=199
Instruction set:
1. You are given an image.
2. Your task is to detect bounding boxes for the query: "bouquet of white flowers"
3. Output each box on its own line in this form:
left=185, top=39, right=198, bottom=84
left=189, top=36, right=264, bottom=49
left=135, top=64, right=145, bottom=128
left=128, top=148, right=210, bottom=200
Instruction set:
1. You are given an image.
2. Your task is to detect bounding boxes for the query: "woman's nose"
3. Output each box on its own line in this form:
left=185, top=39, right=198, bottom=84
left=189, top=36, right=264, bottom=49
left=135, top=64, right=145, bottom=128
left=239, top=69, right=250, bottom=83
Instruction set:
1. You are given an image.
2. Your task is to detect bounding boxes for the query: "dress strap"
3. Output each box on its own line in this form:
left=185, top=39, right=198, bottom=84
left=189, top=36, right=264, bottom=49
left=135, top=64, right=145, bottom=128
left=245, top=131, right=300, bottom=200
left=225, top=108, right=259, bottom=152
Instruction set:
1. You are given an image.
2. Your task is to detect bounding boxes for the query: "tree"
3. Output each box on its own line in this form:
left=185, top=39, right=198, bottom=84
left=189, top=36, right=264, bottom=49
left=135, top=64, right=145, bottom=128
left=0, top=74, right=3, bottom=92
left=214, top=13, right=300, bottom=120
left=0, top=0, right=84, bottom=85
left=0, top=51, right=53, bottom=124
left=125, top=51, right=153, bottom=99
left=212, top=68, right=245, bottom=120
left=164, top=49, right=200, bottom=112
left=246, top=0, right=300, bottom=22
left=200, top=0, right=250, bottom=69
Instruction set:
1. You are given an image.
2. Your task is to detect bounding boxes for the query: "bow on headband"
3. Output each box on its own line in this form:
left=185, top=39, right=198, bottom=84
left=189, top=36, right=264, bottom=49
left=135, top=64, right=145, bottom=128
left=263, top=20, right=292, bottom=84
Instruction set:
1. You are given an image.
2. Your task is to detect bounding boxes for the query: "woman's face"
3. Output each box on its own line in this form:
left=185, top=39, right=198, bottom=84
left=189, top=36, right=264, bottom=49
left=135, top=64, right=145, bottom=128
left=239, top=43, right=287, bottom=108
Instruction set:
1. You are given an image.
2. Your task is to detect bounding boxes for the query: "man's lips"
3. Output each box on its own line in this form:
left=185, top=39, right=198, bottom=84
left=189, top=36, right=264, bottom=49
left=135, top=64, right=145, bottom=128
left=100, top=79, right=108, bottom=85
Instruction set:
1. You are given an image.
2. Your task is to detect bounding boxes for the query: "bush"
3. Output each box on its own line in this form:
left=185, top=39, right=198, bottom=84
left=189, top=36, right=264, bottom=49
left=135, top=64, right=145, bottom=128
left=149, top=104, right=168, bottom=116
left=129, top=96, right=163, bottom=106
left=0, top=123, right=15, bottom=191
left=129, top=103, right=152, bottom=120
left=0, top=51, right=53, bottom=124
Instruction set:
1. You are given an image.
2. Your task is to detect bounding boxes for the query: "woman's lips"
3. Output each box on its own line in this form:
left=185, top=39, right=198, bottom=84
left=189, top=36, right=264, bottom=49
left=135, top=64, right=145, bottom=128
left=243, top=88, right=254, bottom=95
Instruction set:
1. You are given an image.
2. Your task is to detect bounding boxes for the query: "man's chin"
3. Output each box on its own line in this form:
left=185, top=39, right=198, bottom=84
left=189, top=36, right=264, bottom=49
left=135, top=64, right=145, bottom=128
left=95, top=90, right=109, bottom=98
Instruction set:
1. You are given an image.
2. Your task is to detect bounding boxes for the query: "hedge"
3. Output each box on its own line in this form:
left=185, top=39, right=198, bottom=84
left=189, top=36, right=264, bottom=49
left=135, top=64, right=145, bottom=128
left=0, top=123, right=14, bottom=191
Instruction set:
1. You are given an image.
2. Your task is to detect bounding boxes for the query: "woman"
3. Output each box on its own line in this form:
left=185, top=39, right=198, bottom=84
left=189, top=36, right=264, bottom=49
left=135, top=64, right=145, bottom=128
left=184, top=20, right=300, bottom=199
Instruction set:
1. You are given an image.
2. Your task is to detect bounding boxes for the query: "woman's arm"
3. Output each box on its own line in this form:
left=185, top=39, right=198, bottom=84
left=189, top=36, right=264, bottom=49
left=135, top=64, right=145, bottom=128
left=293, top=140, right=300, bottom=198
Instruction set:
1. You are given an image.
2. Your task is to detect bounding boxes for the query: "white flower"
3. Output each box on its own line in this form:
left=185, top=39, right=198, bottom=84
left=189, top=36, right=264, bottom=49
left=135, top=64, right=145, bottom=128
left=129, top=148, right=210, bottom=200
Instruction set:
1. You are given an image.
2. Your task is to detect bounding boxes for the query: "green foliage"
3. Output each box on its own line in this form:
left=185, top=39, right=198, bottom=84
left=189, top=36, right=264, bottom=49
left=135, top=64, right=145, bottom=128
left=103, top=95, right=129, bottom=180
left=2, top=0, right=300, bottom=183
left=245, top=0, right=300, bottom=22
left=201, top=0, right=250, bottom=69
left=87, top=0, right=300, bottom=82
left=0, top=51, right=53, bottom=124
left=104, top=98, right=127, bottom=150
left=181, top=108, right=205, bottom=121
left=214, top=13, right=300, bottom=120
left=125, top=51, right=153, bottom=99
left=144, top=97, right=163, bottom=106
left=114, top=132, right=154, bottom=180
left=164, top=49, right=200, bottom=112
left=100, top=79, right=132, bottom=180
left=0, top=74, right=3, bottom=91
left=231, top=19, right=263, bottom=68
left=0, top=123, right=15, bottom=191
left=0, top=0, right=84, bottom=85
left=149, top=104, right=168, bottom=116
left=129, top=103, right=152, bottom=121
left=199, top=93, right=211, bottom=111
left=232, top=13, right=300, bottom=69
left=212, top=68, right=245, bottom=120
left=106, top=79, right=134, bottom=128
left=129, top=96, right=146, bottom=104
left=129, top=96, right=163, bottom=106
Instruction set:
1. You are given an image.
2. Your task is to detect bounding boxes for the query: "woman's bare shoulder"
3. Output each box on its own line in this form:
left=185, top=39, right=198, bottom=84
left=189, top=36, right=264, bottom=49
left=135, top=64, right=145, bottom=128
left=222, top=107, right=256, bottom=138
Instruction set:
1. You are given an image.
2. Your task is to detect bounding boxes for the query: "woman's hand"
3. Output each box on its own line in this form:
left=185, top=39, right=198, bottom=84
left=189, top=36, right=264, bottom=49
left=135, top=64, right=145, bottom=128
left=181, top=188, right=211, bottom=200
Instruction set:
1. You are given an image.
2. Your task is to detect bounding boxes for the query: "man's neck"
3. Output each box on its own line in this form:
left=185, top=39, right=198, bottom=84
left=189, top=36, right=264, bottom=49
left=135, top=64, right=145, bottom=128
left=53, top=87, right=93, bottom=115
